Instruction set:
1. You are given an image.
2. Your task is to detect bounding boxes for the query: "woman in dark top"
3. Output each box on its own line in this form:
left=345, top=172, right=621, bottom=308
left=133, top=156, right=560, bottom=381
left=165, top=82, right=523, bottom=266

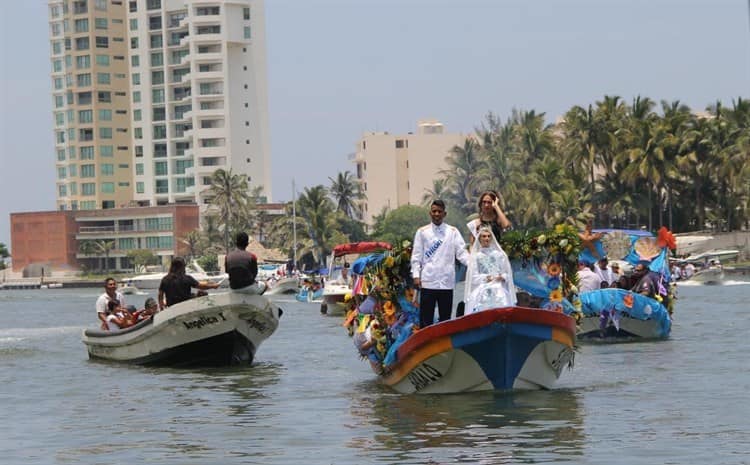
left=466, top=190, right=512, bottom=245
left=158, top=257, right=219, bottom=309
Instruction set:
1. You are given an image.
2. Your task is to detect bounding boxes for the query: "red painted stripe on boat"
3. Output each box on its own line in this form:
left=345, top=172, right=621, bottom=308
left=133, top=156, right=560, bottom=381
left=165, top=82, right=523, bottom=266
left=397, top=307, right=575, bottom=361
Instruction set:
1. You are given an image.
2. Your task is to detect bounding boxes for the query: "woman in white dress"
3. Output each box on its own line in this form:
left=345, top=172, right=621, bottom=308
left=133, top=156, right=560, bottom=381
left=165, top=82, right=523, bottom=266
left=464, top=226, right=517, bottom=314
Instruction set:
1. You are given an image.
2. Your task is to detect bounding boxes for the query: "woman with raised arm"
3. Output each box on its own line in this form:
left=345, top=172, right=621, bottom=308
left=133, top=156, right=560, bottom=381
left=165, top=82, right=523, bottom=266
left=466, top=190, right=512, bottom=245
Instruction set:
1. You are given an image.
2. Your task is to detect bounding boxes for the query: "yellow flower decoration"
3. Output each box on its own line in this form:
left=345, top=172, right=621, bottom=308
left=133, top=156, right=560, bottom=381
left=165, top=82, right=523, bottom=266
left=549, top=289, right=563, bottom=302
left=384, top=256, right=395, bottom=267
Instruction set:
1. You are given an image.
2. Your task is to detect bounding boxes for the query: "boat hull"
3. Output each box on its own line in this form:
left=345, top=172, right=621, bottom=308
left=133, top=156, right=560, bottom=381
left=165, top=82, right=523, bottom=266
left=322, top=284, right=349, bottom=316
left=576, top=288, right=671, bottom=341
left=81, top=292, right=282, bottom=366
left=688, top=268, right=725, bottom=285
left=264, top=277, right=299, bottom=295
left=379, top=307, right=576, bottom=394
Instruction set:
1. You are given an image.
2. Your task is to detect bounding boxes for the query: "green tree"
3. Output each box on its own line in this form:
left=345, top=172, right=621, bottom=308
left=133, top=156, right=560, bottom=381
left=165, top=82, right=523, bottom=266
left=297, top=185, right=337, bottom=266
left=208, top=168, right=250, bottom=253
left=79, top=239, right=115, bottom=272
left=329, top=171, right=364, bottom=219
left=0, top=242, right=9, bottom=270
left=126, top=249, right=158, bottom=271
left=180, top=230, right=204, bottom=261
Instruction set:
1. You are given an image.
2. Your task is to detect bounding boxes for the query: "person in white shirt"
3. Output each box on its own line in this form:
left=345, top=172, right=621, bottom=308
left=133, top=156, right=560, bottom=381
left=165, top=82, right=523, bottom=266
left=411, top=200, right=470, bottom=328
left=594, top=257, right=616, bottom=288
left=577, top=260, right=602, bottom=293
left=95, top=277, right=126, bottom=330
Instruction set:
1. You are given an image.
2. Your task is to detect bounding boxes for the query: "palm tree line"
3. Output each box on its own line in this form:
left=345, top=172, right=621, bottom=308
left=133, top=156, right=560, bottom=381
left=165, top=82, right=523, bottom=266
left=437, top=95, right=749, bottom=233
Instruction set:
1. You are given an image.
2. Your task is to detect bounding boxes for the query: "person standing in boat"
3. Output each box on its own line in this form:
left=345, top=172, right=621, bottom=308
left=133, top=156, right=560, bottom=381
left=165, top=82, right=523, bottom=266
left=411, top=199, right=470, bottom=328
left=95, top=277, right=126, bottom=330
left=158, top=257, right=220, bottom=309
left=466, top=190, right=512, bottom=245
left=225, top=232, right=267, bottom=294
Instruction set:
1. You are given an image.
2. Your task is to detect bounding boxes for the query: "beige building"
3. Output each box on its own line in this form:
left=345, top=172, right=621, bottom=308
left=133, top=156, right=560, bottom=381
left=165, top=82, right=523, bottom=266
left=49, top=0, right=135, bottom=211
left=353, top=120, right=467, bottom=226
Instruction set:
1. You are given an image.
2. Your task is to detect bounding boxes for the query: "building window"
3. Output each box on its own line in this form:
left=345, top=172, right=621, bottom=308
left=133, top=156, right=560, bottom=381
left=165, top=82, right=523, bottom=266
left=81, top=165, right=95, bottom=178
left=76, top=37, right=90, bottom=50
left=132, top=73, right=140, bottom=85
left=130, top=37, right=139, bottom=49
left=149, top=16, right=162, bottom=31
left=97, top=72, right=110, bottom=84
left=76, top=73, right=91, bottom=86
left=129, top=18, right=138, bottom=30
left=95, top=0, right=107, bottom=11
left=132, top=91, right=140, bottom=103
left=78, top=110, right=93, bottom=123
left=133, top=109, right=142, bottom=121
left=151, top=70, right=164, bottom=85
left=80, top=146, right=94, bottom=160
left=131, top=55, right=139, bottom=67
left=154, top=161, right=168, bottom=176
left=99, top=127, right=113, bottom=139
left=155, top=179, right=168, bottom=194
left=74, top=18, right=89, bottom=33
left=76, top=55, right=91, bottom=69
left=79, top=128, right=94, bottom=141
left=136, top=182, right=144, bottom=193
left=99, top=109, right=112, bottom=120
left=150, top=52, right=163, bottom=66
left=101, top=182, right=115, bottom=193
left=150, top=34, right=163, bottom=48
left=95, top=36, right=109, bottom=48
left=395, top=139, right=405, bottom=148
left=96, top=54, right=110, bottom=66
left=243, top=7, right=250, bottom=20
left=244, top=26, right=251, bottom=39
left=101, top=164, right=114, bottom=175
left=152, top=88, right=165, bottom=103
left=153, top=125, right=167, bottom=139
left=100, top=145, right=114, bottom=157
left=95, top=18, right=108, bottom=30
left=135, top=163, right=144, bottom=175
left=98, top=91, right=111, bottom=102
left=147, top=0, right=161, bottom=10
left=81, top=183, right=96, bottom=196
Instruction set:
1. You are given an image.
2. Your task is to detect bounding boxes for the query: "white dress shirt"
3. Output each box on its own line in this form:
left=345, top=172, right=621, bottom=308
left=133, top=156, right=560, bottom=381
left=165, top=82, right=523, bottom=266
left=411, top=222, right=469, bottom=290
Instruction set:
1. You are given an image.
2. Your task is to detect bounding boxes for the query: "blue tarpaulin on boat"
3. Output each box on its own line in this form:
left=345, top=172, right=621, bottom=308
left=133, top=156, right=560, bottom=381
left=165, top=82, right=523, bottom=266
left=578, top=288, right=671, bottom=338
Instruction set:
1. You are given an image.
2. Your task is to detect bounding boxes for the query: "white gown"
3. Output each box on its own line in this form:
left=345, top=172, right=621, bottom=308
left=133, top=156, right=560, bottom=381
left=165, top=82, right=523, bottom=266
left=465, top=240, right=517, bottom=314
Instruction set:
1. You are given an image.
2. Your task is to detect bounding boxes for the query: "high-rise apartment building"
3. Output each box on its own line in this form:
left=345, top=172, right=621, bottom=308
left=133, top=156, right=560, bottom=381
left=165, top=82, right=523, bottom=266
left=48, top=0, right=272, bottom=212
left=353, top=120, right=467, bottom=227
left=49, top=0, right=134, bottom=212
left=127, top=0, right=271, bottom=206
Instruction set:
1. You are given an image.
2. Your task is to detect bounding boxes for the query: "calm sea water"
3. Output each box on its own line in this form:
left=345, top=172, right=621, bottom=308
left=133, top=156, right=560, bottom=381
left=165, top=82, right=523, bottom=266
left=1, top=282, right=748, bottom=465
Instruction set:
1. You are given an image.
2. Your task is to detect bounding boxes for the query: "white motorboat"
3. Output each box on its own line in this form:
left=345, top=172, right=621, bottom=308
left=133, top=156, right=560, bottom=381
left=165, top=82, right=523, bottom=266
left=81, top=291, right=282, bottom=366
left=128, top=261, right=227, bottom=289
left=264, top=276, right=299, bottom=295
left=320, top=242, right=392, bottom=316
left=688, top=267, right=725, bottom=285
left=118, top=281, right=139, bottom=295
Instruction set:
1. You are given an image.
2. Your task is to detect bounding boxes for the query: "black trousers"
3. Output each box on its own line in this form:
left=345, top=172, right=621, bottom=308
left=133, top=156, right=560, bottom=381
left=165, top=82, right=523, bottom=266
left=419, top=288, right=453, bottom=328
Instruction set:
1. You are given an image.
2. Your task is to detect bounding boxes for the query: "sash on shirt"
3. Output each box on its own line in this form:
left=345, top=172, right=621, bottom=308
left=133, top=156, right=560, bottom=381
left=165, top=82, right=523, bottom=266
left=424, top=238, right=443, bottom=260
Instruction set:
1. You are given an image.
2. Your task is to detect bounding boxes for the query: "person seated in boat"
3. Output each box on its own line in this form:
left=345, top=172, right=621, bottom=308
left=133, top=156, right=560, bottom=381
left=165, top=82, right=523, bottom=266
left=577, top=259, right=602, bottom=293
left=158, top=257, right=220, bottom=310
left=225, top=232, right=267, bottom=295
left=630, top=261, right=658, bottom=298
left=132, top=297, right=159, bottom=322
left=610, top=261, right=622, bottom=284
left=594, top=257, right=616, bottom=288
left=464, top=225, right=516, bottom=314
left=95, top=277, right=126, bottom=330
left=104, top=300, right=136, bottom=330
left=341, top=261, right=351, bottom=286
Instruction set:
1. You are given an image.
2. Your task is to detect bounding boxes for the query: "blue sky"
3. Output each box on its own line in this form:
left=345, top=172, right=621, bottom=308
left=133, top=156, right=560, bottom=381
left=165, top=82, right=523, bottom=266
left=1, top=0, right=748, bottom=249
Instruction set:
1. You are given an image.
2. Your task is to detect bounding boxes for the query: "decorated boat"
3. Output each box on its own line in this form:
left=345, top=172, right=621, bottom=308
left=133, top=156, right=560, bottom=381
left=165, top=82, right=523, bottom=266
left=342, top=234, right=578, bottom=394
left=570, top=227, right=674, bottom=341
left=82, top=292, right=282, bottom=366
left=378, top=307, right=576, bottom=393
left=321, top=241, right=392, bottom=316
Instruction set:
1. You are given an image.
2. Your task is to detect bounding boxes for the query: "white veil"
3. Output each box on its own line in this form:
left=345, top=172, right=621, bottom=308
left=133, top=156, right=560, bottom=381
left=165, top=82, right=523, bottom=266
left=464, top=225, right=517, bottom=313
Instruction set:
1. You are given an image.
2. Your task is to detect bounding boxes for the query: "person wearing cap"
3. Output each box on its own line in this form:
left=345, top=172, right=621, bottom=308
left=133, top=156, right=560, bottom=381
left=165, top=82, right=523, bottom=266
left=594, top=257, right=615, bottom=288
left=631, top=261, right=658, bottom=298
left=577, top=259, right=602, bottom=293
left=610, top=261, right=622, bottom=285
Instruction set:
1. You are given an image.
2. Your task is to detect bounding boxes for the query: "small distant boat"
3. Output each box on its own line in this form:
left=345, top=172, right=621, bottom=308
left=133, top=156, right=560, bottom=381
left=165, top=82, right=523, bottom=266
left=40, top=282, right=63, bottom=289
left=82, top=292, right=283, bottom=366
left=295, top=286, right=323, bottom=303
left=377, top=307, right=576, bottom=394
left=264, top=276, right=299, bottom=295
left=128, top=261, right=227, bottom=289
left=321, top=242, right=392, bottom=316
left=688, top=266, right=725, bottom=285
left=118, top=282, right=139, bottom=295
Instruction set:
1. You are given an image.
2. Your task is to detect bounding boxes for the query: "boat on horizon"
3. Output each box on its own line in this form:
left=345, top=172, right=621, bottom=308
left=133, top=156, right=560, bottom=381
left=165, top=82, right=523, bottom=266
left=82, top=292, right=282, bottom=366
left=128, top=260, right=227, bottom=290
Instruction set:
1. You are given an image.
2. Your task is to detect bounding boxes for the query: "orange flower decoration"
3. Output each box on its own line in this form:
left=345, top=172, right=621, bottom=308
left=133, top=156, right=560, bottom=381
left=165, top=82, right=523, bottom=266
left=656, top=226, right=676, bottom=251
left=547, top=263, right=562, bottom=277
left=623, top=293, right=634, bottom=308
left=549, top=289, right=563, bottom=302
left=383, top=301, right=395, bottom=316
left=384, top=312, right=397, bottom=326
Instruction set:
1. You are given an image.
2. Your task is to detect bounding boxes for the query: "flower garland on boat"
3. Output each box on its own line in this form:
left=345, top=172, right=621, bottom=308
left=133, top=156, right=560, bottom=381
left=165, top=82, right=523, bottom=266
left=499, top=224, right=582, bottom=312
left=343, top=240, right=419, bottom=374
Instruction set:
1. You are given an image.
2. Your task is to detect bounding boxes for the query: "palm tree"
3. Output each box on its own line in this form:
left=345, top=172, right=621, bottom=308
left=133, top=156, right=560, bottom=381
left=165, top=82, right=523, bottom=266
left=180, top=230, right=204, bottom=261
left=441, top=137, right=483, bottom=218
left=208, top=168, right=250, bottom=253
left=79, top=239, right=115, bottom=272
left=420, top=179, right=450, bottom=206
left=297, top=185, right=336, bottom=266
left=328, top=171, right=364, bottom=218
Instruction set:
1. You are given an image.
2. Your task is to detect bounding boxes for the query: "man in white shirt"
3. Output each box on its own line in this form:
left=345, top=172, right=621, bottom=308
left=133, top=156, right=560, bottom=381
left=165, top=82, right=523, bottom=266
left=95, top=277, right=125, bottom=330
left=577, top=260, right=602, bottom=293
left=411, top=200, right=470, bottom=328
left=594, top=257, right=615, bottom=288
